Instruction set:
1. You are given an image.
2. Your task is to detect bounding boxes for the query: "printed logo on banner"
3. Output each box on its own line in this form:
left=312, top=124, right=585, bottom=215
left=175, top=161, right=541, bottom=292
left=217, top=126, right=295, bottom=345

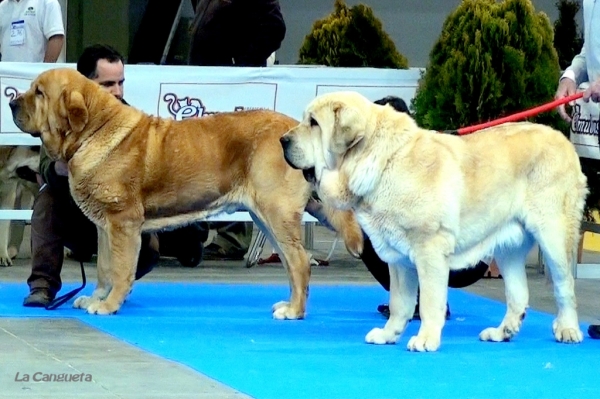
left=158, top=83, right=277, bottom=121
left=4, top=86, right=19, bottom=101
left=570, top=98, right=600, bottom=160
left=571, top=103, right=600, bottom=137
left=163, top=94, right=216, bottom=120
left=1, top=78, right=32, bottom=134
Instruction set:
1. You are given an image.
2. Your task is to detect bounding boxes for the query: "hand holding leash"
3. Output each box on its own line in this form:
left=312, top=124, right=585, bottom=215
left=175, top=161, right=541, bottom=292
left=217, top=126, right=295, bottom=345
left=556, top=79, right=578, bottom=123
left=583, top=79, right=600, bottom=104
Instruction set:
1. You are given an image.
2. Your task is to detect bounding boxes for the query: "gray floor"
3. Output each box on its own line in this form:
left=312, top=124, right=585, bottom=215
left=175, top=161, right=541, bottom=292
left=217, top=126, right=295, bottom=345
left=1, top=225, right=599, bottom=399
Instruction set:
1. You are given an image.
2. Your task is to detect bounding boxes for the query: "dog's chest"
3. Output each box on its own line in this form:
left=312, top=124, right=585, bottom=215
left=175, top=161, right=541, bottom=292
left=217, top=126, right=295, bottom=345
left=355, top=210, right=413, bottom=267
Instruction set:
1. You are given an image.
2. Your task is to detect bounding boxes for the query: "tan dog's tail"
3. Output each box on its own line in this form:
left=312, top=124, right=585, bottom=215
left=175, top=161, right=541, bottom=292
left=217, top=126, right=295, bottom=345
left=305, top=198, right=363, bottom=258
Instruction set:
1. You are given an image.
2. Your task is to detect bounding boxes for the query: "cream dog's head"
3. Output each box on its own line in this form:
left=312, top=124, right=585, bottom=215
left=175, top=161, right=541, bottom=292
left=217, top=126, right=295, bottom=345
left=281, top=91, right=374, bottom=184
left=9, top=68, right=119, bottom=161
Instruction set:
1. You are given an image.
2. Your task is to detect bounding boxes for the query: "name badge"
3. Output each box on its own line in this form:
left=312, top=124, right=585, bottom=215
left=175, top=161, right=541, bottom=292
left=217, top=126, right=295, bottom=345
left=10, top=20, right=25, bottom=46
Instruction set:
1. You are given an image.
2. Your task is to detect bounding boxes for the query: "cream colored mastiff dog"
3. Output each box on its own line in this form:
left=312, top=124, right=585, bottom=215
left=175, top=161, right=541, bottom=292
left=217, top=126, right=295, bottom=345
left=281, top=91, right=587, bottom=351
left=9, top=68, right=364, bottom=318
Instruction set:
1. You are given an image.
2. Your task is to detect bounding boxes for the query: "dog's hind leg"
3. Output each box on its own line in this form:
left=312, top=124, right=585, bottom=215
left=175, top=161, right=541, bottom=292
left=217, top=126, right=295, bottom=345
left=479, top=234, right=534, bottom=343
left=73, top=226, right=112, bottom=310
left=366, top=264, right=417, bottom=345
left=250, top=207, right=310, bottom=320
left=535, top=223, right=583, bottom=343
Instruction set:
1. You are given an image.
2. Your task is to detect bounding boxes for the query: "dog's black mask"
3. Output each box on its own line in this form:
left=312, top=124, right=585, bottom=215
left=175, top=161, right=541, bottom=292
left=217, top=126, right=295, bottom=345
left=302, top=167, right=316, bottom=184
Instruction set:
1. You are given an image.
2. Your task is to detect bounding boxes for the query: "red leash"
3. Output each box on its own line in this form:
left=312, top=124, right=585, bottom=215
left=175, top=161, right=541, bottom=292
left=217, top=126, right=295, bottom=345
left=443, top=92, right=583, bottom=135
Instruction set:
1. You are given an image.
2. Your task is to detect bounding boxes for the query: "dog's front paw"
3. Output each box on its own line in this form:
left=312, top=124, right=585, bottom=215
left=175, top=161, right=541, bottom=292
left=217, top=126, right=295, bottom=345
left=272, top=301, right=304, bottom=320
left=407, top=333, right=441, bottom=352
left=272, top=301, right=288, bottom=312
left=481, top=314, right=523, bottom=342
left=86, top=300, right=119, bottom=315
left=552, top=319, right=583, bottom=343
left=73, top=295, right=93, bottom=309
left=479, top=327, right=512, bottom=342
left=365, top=327, right=398, bottom=345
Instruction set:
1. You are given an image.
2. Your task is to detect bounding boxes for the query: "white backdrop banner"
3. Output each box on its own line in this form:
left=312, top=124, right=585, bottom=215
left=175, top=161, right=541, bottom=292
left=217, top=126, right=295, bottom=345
left=0, top=62, right=422, bottom=144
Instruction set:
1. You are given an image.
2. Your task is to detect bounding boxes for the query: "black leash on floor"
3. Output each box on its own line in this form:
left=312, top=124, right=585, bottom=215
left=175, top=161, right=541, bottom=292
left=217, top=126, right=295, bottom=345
left=44, top=260, right=87, bottom=310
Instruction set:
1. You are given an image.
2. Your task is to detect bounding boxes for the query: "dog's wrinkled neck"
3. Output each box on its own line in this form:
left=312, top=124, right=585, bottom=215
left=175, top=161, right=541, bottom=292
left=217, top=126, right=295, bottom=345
left=63, top=94, right=139, bottom=161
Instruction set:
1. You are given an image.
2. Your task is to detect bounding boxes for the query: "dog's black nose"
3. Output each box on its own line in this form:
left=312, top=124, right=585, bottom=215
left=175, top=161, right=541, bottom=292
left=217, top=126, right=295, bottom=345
left=280, top=135, right=291, bottom=150
left=9, top=99, right=18, bottom=112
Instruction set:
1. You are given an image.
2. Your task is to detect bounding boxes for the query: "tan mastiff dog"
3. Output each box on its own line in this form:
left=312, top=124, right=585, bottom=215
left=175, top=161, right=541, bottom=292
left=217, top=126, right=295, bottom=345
left=9, top=68, right=363, bottom=318
left=281, top=91, right=587, bottom=351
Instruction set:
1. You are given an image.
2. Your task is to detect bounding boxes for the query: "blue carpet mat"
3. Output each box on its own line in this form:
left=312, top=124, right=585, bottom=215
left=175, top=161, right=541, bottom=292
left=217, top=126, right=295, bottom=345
left=0, top=282, right=598, bottom=399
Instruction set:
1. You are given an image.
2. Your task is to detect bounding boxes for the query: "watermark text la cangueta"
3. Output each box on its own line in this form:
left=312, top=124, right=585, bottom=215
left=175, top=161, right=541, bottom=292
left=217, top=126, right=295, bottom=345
left=14, top=371, right=92, bottom=383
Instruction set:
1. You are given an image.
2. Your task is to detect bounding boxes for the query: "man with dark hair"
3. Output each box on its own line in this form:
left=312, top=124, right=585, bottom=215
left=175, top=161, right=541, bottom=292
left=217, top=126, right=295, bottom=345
left=23, top=44, right=160, bottom=307
left=77, top=44, right=125, bottom=83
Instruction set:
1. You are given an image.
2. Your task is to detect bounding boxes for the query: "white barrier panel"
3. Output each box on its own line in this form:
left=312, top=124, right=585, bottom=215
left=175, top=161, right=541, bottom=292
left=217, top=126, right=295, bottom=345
left=0, top=62, right=421, bottom=221
left=0, top=209, right=317, bottom=223
left=1, top=62, right=422, bottom=137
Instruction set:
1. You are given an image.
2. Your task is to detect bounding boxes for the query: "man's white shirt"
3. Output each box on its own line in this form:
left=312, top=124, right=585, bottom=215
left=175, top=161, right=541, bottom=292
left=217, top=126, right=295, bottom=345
left=562, top=0, right=600, bottom=84
left=0, top=0, right=64, bottom=62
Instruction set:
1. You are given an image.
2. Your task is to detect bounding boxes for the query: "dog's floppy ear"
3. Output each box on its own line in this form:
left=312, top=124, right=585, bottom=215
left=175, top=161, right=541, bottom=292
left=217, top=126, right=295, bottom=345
left=323, top=102, right=365, bottom=169
left=63, top=90, right=88, bottom=134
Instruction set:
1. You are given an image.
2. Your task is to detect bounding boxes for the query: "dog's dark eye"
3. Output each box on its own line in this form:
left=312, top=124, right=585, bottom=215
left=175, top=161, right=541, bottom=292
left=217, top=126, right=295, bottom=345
left=309, top=117, right=318, bottom=128
left=35, top=88, right=43, bottom=96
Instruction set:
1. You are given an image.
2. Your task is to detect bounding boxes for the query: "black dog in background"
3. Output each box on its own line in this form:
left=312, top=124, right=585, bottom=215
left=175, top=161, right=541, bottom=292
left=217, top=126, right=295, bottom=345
left=362, top=96, right=489, bottom=319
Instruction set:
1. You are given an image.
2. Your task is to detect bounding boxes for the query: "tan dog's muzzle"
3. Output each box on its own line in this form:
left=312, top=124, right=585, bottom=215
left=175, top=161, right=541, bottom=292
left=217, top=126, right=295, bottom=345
left=9, top=95, right=40, bottom=137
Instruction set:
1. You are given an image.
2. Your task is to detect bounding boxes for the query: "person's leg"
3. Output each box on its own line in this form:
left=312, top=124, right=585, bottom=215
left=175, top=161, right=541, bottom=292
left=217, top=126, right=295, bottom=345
left=24, top=185, right=68, bottom=306
left=157, top=223, right=207, bottom=267
left=360, top=235, right=390, bottom=290
left=204, top=221, right=253, bottom=260
left=63, top=199, right=98, bottom=261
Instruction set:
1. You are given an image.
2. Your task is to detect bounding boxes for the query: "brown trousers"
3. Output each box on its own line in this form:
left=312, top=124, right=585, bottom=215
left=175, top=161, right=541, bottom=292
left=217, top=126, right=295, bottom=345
left=27, top=183, right=159, bottom=296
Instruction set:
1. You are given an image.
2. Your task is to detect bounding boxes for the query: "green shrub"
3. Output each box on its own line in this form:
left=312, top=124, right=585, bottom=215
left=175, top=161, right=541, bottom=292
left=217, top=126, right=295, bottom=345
left=298, top=0, right=408, bottom=68
left=411, top=0, right=563, bottom=132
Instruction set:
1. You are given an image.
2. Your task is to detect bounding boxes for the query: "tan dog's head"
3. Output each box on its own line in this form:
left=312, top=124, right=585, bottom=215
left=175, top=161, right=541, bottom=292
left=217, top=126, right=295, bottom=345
left=281, top=91, right=373, bottom=184
left=9, top=68, right=111, bottom=161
